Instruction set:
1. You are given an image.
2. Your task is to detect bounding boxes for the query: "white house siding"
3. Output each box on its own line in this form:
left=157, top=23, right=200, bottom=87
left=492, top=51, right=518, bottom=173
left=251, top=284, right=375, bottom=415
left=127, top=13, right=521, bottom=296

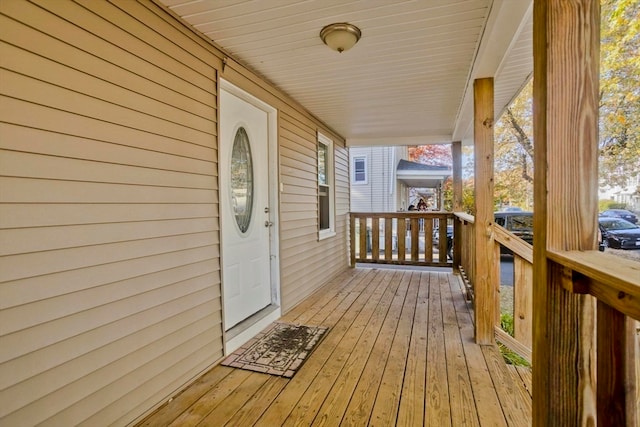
left=0, top=0, right=348, bottom=425
left=350, top=146, right=406, bottom=212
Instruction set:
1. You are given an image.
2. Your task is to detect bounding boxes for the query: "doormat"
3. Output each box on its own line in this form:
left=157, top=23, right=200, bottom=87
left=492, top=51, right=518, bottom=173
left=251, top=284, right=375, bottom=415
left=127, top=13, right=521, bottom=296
left=221, top=322, right=329, bottom=378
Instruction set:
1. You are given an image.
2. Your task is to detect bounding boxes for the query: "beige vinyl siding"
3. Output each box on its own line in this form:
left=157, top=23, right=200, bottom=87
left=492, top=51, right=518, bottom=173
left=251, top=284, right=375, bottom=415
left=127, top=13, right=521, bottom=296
left=0, top=0, right=222, bottom=425
left=278, top=113, right=349, bottom=310
left=0, top=0, right=350, bottom=425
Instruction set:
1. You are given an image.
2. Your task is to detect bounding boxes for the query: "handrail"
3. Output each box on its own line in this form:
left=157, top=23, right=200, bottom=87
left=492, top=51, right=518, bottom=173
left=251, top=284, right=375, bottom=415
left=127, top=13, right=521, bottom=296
left=547, top=249, right=640, bottom=321
left=454, top=211, right=474, bottom=223
left=493, top=225, right=533, bottom=264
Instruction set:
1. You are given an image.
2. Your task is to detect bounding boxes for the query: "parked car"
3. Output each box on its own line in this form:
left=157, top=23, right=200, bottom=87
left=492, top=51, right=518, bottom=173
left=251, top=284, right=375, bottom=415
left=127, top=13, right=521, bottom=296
left=598, top=217, right=640, bottom=249
left=494, top=211, right=533, bottom=254
left=433, top=224, right=453, bottom=260
left=600, top=209, right=638, bottom=224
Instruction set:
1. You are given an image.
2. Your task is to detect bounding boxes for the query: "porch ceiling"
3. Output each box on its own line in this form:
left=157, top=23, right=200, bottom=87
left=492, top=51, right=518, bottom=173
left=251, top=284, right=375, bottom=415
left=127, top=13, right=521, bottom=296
left=159, top=0, right=532, bottom=146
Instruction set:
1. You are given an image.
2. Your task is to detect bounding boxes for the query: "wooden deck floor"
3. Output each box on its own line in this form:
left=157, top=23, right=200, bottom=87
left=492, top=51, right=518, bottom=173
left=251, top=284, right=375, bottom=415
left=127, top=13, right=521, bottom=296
left=138, top=268, right=532, bottom=427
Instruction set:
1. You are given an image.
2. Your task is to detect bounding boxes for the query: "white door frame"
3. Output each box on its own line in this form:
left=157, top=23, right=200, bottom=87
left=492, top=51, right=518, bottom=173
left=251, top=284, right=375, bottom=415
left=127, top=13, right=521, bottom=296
left=220, top=79, right=281, bottom=354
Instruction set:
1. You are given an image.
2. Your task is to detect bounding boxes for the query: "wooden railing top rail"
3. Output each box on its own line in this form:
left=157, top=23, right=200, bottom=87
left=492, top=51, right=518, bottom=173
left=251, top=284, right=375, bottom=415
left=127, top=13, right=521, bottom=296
left=350, top=211, right=454, bottom=219
left=454, top=211, right=474, bottom=223
left=547, top=249, right=640, bottom=321
left=493, top=225, right=533, bottom=264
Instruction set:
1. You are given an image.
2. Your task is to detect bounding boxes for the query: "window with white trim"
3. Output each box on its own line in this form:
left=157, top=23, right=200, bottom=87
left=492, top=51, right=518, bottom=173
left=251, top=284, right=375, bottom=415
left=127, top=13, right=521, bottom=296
left=352, top=156, right=367, bottom=184
left=318, top=132, right=335, bottom=239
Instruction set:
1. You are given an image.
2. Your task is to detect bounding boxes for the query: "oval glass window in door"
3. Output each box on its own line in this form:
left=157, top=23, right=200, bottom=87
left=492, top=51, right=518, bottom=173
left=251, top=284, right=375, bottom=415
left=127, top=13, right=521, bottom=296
left=230, top=127, right=254, bottom=233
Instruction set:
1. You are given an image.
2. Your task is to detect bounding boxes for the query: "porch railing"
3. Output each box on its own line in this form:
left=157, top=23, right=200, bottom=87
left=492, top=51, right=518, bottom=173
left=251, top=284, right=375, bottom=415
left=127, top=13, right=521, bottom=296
left=349, top=212, right=453, bottom=267
left=455, top=211, right=534, bottom=361
left=455, top=212, right=639, bottom=424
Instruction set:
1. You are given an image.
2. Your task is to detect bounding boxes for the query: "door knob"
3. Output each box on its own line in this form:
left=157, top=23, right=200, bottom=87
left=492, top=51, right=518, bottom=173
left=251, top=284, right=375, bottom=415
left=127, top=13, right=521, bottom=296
left=265, top=221, right=273, bottom=227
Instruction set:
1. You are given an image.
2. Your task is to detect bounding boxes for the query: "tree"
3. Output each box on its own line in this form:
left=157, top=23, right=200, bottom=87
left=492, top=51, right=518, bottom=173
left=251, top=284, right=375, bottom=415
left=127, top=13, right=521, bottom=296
left=409, top=145, right=452, bottom=166
left=599, top=0, right=640, bottom=188
left=493, top=80, right=534, bottom=210
left=490, top=0, right=639, bottom=208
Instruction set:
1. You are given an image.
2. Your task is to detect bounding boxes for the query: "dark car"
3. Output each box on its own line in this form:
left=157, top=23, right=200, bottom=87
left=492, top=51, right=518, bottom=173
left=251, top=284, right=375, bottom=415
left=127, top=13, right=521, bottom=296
left=494, top=211, right=533, bottom=254
left=600, top=209, right=638, bottom=224
left=433, top=224, right=453, bottom=260
left=598, top=217, right=640, bottom=249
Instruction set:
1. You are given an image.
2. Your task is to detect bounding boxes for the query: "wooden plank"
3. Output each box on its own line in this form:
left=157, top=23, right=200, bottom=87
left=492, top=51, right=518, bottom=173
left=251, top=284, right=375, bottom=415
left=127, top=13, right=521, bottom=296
left=425, top=273, right=452, bottom=426
left=222, top=376, right=289, bottom=427
left=136, top=367, right=234, bottom=426
left=597, top=301, right=628, bottom=426
left=349, top=215, right=356, bottom=266
left=516, top=366, right=533, bottom=398
left=439, top=219, right=448, bottom=263
left=451, top=276, right=507, bottom=427
left=197, top=373, right=271, bottom=425
left=282, top=271, right=402, bottom=426
left=442, top=274, right=480, bottom=427
left=396, top=273, right=429, bottom=427
left=384, top=218, right=393, bottom=261
left=359, top=218, right=367, bottom=261
left=410, top=218, right=419, bottom=262
left=339, top=272, right=412, bottom=426
left=397, top=217, right=406, bottom=261
left=532, top=1, right=599, bottom=425
left=473, top=77, right=496, bottom=345
left=424, top=218, right=433, bottom=262
left=506, top=365, right=534, bottom=404
left=494, top=328, right=532, bottom=364
left=513, top=256, right=533, bottom=348
left=371, top=218, right=380, bottom=261
left=493, top=225, right=533, bottom=264
left=253, top=271, right=398, bottom=426
left=546, top=250, right=640, bottom=320
left=369, top=271, right=419, bottom=426
left=165, top=369, right=253, bottom=426
left=481, top=345, right=532, bottom=427
left=308, top=271, right=404, bottom=427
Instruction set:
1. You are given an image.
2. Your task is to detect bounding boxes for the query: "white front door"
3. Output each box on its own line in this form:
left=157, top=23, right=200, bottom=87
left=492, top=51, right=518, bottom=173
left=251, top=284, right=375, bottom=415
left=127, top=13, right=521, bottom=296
left=220, top=85, right=273, bottom=330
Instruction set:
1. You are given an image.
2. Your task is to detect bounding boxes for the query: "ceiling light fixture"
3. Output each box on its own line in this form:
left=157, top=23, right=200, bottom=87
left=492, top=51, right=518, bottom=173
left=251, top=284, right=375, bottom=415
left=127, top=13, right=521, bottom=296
left=319, top=23, right=361, bottom=53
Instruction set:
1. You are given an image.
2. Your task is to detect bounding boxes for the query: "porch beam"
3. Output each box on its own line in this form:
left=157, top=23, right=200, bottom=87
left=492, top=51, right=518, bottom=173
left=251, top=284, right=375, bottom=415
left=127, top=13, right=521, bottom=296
left=452, top=140, right=462, bottom=272
left=532, top=0, right=598, bottom=425
left=473, top=77, right=496, bottom=345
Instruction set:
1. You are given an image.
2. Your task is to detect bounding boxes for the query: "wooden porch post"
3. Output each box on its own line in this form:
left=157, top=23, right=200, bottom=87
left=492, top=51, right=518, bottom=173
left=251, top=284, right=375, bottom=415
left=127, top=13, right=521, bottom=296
left=452, top=140, right=462, bottom=272
left=473, top=77, right=495, bottom=345
left=532, top=0, right=598, bottom=425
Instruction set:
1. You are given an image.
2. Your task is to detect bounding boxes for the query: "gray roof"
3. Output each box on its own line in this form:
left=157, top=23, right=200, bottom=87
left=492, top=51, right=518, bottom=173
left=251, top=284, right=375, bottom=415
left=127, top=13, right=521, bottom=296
left=397, top=159, right=451, bottom=172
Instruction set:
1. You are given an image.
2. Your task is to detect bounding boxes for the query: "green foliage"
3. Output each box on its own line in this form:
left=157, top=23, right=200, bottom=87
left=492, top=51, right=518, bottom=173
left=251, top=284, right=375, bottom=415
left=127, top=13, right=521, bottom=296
left=494, top=81, right=534, bottom=210
left=498, top=313, right=530, bottom=366
left=498, top=342, right=531, bottom=367
left=599, top=0, right=640, bottom=188
left=491, top=0, right=640, bottom=204
left=599, top=199, right=628, bottom=211
left=500, top=313, right=515, bottom=336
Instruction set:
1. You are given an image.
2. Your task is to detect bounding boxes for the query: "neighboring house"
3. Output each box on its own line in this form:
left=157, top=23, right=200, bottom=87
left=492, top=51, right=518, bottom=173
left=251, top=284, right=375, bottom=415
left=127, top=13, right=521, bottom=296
left=599, top=174, right=640, bottom=212
left=349, top=146, right=407, bottom=212
left=350, top=146, right=451, bottom=212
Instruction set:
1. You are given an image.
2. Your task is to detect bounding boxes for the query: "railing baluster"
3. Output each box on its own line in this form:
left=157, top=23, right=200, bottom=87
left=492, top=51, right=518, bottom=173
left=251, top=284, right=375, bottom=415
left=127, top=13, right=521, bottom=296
left=397, top=217, right=406, bottom=261
left=348, top=212, right=454, bottom=267
left=358, top=217, right=367, bottom=261
left=597, top=301, right=628, bottom=426
left=384, top=218, right=393, bottom=261
left=371, top=217, right=380, bottom=261
left=410, top=217, right=419, bottom=262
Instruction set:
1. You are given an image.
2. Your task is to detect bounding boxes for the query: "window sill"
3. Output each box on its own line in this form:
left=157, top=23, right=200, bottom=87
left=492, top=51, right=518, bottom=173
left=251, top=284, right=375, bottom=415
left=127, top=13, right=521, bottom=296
left=318, top=230, right=336, bottom=241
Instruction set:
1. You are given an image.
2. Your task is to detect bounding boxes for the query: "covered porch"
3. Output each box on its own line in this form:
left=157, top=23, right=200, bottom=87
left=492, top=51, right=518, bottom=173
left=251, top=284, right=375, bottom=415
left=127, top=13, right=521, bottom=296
left=138, top=267, right=531, bottom=426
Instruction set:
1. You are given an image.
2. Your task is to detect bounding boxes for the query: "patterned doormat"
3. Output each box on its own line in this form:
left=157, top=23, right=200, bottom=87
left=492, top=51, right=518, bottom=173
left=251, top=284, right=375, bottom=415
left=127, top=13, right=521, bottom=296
left=221, top=322, right=329, bottom=378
